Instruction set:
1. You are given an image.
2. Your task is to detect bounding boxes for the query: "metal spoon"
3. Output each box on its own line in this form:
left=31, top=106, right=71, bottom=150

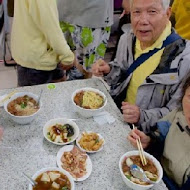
left=130, top=164, right=156, bottom=184
left=37, top=90, right=43, bottom=105
left=22, top=172, right=37, bottom=186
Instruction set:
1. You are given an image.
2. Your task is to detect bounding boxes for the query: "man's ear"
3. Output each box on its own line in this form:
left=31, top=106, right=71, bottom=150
left=166, top=7, right=172, bottom=19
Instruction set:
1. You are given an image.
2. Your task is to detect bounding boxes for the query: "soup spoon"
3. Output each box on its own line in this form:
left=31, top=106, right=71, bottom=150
left=130, top=164, right=156, bottom=184
left=37, top=89, right=43, bottom=105
left=22, top=172, right=37, bottom=186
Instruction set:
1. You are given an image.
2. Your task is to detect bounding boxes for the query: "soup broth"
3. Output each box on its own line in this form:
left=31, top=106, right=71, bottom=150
left=33, top=171, right=71, bottom=190
left=122, top=155, right=158, bottom=185
left=7, top=95, right=39, bottom=116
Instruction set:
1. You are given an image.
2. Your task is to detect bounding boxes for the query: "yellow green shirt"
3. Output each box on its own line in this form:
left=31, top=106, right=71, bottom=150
left=11, top=0, right=74, bottom=70
left=172, top=0, right=190, bottom=40
left=126, top=22, right=172, bottom=104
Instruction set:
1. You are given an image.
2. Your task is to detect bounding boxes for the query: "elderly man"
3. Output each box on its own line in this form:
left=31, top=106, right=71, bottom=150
left=92, top=0, right=190, bottom=133
left=11, top=0, right=74, bottom=86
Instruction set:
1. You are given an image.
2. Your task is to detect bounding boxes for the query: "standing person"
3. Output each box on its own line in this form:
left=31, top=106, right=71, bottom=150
left=11, top=0, right=74, bottom=86
left=171, top=0, right=190, bottom=40
left=57, top=0, right=113, bottom=80
left=92, top=0, right=190, bottom=133
left=127, top=74, right=190, bottom=190
left=3, top=0, right=16, bottom=66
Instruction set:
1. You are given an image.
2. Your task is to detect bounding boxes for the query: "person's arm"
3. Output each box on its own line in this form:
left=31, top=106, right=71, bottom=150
left=104, top=32, right=134, bottom=86
left=29, top=0, right=74, bottom=66
left=128, top=110, right=177, bottom=160
left=145, top=110, right=176, bottom=159
left=127, top=125, right=165, bottom=160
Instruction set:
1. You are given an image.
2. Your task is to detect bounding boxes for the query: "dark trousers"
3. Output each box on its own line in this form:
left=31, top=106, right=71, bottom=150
left=17, top=64, right=64, bottom=86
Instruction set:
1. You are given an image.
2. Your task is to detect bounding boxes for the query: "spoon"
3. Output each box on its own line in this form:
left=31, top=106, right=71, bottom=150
left=37, top=90, right=43, bottom=105
left=22, top=172, right=37, bottom=186
left=130, top=164, right=156, bottom=184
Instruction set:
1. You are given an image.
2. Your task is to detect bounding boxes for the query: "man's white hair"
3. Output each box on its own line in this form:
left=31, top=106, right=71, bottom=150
left=130, top=0, right=170, bottom=11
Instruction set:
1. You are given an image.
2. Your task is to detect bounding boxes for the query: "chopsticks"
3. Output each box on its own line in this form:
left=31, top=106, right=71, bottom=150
left=0, top=90, right=17, bottom=104
left=132, top=124, right=147, bottom=166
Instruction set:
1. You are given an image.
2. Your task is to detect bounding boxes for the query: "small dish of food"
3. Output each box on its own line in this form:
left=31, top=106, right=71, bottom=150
left=56, top=145, right=92, bottom=181
left=76, top=131, right=105, bottom=153
left=71, top=87, right=107, bottom=118
left=28, top=167, right=75, bottom=190
left=4, top=92, right=41, bottom=125
left=119, top=150, right=163, bottom=190
left=43, top=118, right=79, bottom=145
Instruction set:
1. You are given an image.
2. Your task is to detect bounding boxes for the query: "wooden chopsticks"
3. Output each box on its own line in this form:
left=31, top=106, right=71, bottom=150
left=0, top=90, right=17, bottom=104
left=132, top=124, right=147, bottom=166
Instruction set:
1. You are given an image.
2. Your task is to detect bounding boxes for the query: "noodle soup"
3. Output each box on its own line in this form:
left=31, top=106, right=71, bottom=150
left=119, top=151, right=163, bottom=190
left=122, top=155, right=158, bottom=185
left=7, top=95, right=39, bottom=116
left=33, top=171, right=71, bottom=190
left=74, top=90, right=104, bottom=109
left=28, top=167, right=75, bottom=190
left=72, top=87, right=107, bottom=118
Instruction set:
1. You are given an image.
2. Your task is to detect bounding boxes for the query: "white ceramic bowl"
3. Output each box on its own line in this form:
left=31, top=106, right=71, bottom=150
left=76, top=131, right=105, bottom=153
left=28, top=167, right=75, bottom=190
left=43, top=118, right=80, bottom=145
left=71, top=87, right=107, bottom=118
left=119, top=150, right=163, bottom=190
left=4, top=92, right=41, bottom=125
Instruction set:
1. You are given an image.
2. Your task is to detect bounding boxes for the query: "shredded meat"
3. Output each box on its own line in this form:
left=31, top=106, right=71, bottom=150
left=61, top=146, right=87, bottom=178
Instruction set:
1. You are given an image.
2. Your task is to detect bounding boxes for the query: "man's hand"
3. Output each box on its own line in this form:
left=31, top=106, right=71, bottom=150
left=92, top=59, right=111, bottom=77
left=127, top=128, right=151, bottom=149
left=121, top=101, right=140, bottom=124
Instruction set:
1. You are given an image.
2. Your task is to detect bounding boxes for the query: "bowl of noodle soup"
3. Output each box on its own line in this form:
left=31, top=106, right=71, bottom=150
left=4, top=92, right=41, bottom=125
left=119, top=150, right=163, bottom=190
left=28, top=167, right=75, bottom=190
left=71, top=87, right=107, bottom=118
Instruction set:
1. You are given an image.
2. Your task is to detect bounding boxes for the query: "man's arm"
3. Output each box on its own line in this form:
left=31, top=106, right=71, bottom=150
left=104, top=32, right=134, bottom=86
left=29, top=0, right=74, bottom=65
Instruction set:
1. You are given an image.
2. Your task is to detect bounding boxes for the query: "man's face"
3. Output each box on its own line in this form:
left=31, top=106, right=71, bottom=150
left=131, top=0, right=171, bottom=48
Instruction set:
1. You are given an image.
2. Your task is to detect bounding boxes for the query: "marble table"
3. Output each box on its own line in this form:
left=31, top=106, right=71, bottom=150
left=0, top=78, right=168, bottom=190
